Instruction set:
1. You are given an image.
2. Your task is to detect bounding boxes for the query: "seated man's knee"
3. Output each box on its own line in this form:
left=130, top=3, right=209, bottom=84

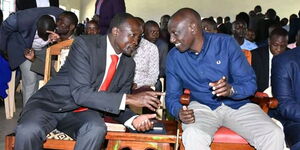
left=182, top=126, right=212, bottom=146
left=16, top=122, right=46, bottom=140
left=81, top=121, right=107, bottom=138
left=270, top=125, right=285, bottom=142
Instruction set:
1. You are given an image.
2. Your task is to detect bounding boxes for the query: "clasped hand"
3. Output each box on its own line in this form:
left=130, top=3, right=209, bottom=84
left=132, top=114, right=156, bottom=132
left=126, top=91, right=164, bottom=111
left=209, top=76, right=232, bottom=97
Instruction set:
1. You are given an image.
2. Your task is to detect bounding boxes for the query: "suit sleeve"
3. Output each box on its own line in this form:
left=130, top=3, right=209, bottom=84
left=0, top=13, right=18, bottom=52
left=67, top=37, right=123, bottom=115
left=272, top=55, right=300, bottom=122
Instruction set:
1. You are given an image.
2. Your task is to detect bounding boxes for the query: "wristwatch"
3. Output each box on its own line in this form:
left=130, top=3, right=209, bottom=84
left=229, top=86, right=235, bottom=96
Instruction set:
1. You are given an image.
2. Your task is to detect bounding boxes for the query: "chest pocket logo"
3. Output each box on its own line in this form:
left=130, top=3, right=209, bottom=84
left=216, top=60, right=221, bottom=64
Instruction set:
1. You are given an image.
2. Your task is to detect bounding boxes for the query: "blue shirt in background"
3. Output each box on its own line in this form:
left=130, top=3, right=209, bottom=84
left=165, top=32, right=257, bottom=119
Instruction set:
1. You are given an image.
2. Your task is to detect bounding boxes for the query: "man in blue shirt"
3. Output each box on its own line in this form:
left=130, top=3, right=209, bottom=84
left=165, top=8, right=284, bottom=150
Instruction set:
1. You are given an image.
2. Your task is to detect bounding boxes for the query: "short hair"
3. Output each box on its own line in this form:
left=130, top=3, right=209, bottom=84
left=60, top=11, right=78, bottom=26
left=270, top=27, right=288, bottom=39
left=266, top=9, right=277, bottom=20
left=224, top=16, right=230, bottom=22
left=135, top=17, right=145, bottom=26
left=172, top=8, right=201, bottom=26
left=87, top=20, right=98, bottom=26
left=236, top=12, right=249, bottom=26
left=201, top=18, right=217, bottom=31
left=37, top=15, right=56, bottom=32
left=108, top=13, right=135, bottom=33
left=254, top=5, right=262, bottom=13
left=232, top=20, right=247, bottom=29
left=145, top=20, right=159, bottom=29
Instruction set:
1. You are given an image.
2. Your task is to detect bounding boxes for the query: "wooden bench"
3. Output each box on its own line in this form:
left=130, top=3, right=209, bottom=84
left=5, top=120, right=180, bottom=150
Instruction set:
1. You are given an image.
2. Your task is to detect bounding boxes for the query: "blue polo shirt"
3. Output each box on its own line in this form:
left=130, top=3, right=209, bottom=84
left=165, top=32, right=257, bottom=119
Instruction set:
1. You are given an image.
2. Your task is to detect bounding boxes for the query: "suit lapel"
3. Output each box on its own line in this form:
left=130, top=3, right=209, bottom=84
left=94, top=36, right=107, bottom=89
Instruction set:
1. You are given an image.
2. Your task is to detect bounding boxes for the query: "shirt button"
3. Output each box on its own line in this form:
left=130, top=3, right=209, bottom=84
left=58, top=108, right=63, bottom=111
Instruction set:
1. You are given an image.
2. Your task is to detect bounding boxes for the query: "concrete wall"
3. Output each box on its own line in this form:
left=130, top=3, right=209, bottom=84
left=61, top=0, right=300, bottom=23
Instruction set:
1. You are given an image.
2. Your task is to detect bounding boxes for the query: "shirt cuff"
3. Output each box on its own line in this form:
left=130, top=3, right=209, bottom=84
left=119, top=94, right=126, bottom=110
left=124, top=115, right=138, bottom=130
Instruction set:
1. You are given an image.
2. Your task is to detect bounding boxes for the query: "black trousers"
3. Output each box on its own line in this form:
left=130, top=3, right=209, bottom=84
left=15, top=109, right=107, bottom=150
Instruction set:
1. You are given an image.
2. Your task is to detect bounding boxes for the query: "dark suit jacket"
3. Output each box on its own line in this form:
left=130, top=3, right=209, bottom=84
left=16, top=0, right=59, bottom=11
left=0, top=7, right=63, bottom=69
left=251, top=46, right=270, bottom=92
left=23, top=35, right=136, bottom=123
left=270, top=47, right=300, bottom=147
left=95, top=0, right=125, bottom=35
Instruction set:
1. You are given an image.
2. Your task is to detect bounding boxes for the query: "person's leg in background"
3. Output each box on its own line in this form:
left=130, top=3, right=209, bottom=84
left=19, top=60, right=39, bottom=106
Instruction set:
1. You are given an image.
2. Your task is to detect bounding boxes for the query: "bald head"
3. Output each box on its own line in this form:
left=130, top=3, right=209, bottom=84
left=170, top=8, right=201, bottom=27
left=168, top=8, right=204, bottom=53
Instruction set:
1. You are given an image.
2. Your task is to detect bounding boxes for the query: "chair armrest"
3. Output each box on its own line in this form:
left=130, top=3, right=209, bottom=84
left=180, top=89, right=279, bottom=113
left=250, top=96, right=279, bottom=113
left=180, top=89, right=191, bottom=105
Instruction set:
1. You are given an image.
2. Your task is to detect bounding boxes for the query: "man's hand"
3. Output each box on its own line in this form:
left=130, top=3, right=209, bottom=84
left=126, top=91, right=163, bottom=111
left=24, top=48, right=35, bottom=61
left=179, top=106, right=195, bottom=124
left=132, top=83, right=138, bottom=90
left=132, top=114, right=156, bottom=132
left=209, top=76, right=233, bottom=97
left=47, top=30, right=60, bottom=43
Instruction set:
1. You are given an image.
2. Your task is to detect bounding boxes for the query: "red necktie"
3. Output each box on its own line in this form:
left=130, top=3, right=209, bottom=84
left=74, top=55, right=119, bottom=112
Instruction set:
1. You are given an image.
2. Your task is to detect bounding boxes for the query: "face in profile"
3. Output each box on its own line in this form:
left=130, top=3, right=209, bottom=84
left=269, top=35, right=288, bottom=55
left=115, top=18, right=143, bottom=56
left=168, top=17, right=194, bottom=52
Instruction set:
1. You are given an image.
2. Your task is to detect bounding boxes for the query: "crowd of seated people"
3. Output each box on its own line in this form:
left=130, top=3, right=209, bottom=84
left=1, top=1, right=300, bottom=150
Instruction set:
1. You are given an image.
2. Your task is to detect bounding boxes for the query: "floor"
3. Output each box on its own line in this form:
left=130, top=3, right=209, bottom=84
left=0, top=92, right=22, bottom=149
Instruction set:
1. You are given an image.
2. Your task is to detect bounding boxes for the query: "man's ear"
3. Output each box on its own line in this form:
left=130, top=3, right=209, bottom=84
left=190, top=23, right=197, bottom=34
left=70, top=24, right=76, bottom=32
left=112, top=27, right=120, bottom=36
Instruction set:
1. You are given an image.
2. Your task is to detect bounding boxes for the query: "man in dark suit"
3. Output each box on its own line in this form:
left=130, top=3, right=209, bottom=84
left=15, top=13, right=163, bottom=150
left=270, top=47, right=300, bottom=150
left=0, top=7, right=63, bottom=70
left=0, top=7, right=63, bottom=106
left=251, top=27, right=288, bottom=93
left=16, top=0, right=59, bottom=11
left=95, top=0, right=125, bottom=35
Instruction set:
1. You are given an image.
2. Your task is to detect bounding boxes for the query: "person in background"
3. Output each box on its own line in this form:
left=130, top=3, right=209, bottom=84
left=270, top=47, right=300, bottom=150
left=201, top=18, right=217, bottom=33
left=75, top=23, right=85, bottom=36
left=95, top=0, right=125, bottom=35
left=232, top=20, right=257, bottom=51
left=0, top=7, right=63, bottom=106
left=85, top=20, right=100, bottom=35
left=144, top=20, right=168, bottom=93
left=165, top=7, right=284, bottom=150
left=15, top=13, right=163, bottom=150
left=24, top=11, right=78, bottom=77
left=288, top=29, right=300, bottom=49
left=245, top=28, right=256, bottom=43
left=16, top=0, right=59, bottom=11
left=251, top=27, right=289, bottom=95
left=159, top=14, right=174, bottom=50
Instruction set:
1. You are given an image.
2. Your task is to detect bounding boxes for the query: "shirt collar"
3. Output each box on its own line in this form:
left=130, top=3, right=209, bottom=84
left=107, top=36, right=122, bottom=57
